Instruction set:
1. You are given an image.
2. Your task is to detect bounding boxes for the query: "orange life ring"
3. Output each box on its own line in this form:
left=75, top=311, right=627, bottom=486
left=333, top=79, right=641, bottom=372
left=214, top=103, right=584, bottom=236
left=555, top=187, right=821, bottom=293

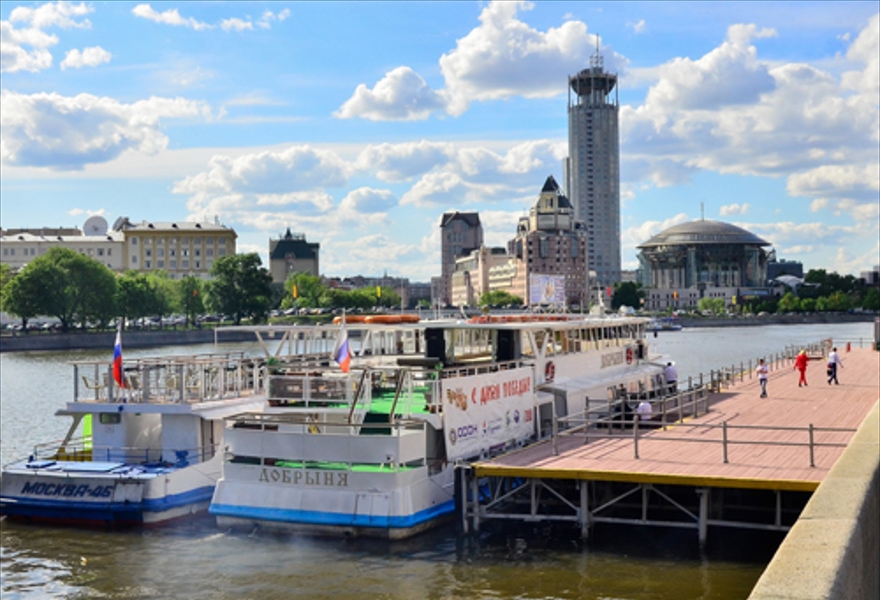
left=625, top=347, right=633, bottom=364
left=333, top=315, right=367, bottom=324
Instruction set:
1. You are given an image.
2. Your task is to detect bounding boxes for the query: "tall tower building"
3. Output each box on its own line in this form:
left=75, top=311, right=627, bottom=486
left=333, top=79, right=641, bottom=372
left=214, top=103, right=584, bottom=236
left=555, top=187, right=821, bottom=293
left=439, top=212, right=483, bottom=305
left=566, top=43, right=620, bottom=289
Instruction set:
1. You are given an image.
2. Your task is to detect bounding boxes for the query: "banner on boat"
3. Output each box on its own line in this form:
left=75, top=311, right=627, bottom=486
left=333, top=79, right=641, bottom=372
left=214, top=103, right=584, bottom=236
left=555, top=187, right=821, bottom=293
left=442, top=367, right=534, bottom=461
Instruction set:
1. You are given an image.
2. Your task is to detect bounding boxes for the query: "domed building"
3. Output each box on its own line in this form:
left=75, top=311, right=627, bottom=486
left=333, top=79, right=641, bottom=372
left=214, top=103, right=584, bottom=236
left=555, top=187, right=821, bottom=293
left=636, top=220, right=772, bottom=311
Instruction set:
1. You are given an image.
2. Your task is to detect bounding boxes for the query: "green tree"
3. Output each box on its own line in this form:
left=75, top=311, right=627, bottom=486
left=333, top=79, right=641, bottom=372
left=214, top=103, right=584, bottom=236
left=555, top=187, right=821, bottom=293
left=478, top=290, right=524, bottom=308
left=147, top=271, right=176, bottom=321
left=281, top=272, right=325, bottom=309
left=777, top=292, right=800, bottom=313
left=116, top=272, right=159, bottom=328
left=3, top=248, right=117, bottom=331
left=697, top=297, right=720, bottom=315
left=178, top=275, right=205, bottom=326
left=2, top=268, right=44, bottom=330
left=863, top=287, right=880, bottom=311
left=208, top=253, right=273, bottom=325
left=611, top=282, right=643, bottom=311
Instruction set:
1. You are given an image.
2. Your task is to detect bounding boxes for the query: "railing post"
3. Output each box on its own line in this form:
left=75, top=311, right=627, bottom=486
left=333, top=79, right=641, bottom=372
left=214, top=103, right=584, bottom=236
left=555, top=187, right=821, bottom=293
left=809, top=423, right=815, bottom=468
left=722, top=421, right=729, bottom=464
left=633, top=415, right=640, bottom=459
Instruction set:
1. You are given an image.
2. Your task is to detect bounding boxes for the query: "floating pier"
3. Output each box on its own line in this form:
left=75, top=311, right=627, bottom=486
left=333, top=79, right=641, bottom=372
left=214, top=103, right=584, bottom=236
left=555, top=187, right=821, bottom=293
left=458, top=344, right=879, bottom=545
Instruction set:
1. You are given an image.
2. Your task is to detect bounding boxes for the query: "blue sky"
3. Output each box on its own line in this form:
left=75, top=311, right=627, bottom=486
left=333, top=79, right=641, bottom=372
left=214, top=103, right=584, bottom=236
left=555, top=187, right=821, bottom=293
left=1, top=1, right=878, bottom=281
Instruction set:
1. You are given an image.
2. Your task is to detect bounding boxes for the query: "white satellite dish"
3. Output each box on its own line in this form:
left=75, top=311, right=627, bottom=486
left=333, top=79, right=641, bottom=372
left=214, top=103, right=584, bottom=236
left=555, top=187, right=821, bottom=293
left=84, top=215, right=108, bottom=236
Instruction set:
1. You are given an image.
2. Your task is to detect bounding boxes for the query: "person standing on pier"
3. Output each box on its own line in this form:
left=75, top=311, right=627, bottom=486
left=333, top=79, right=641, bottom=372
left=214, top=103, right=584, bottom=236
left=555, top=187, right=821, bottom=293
left=757, top=358, right=769, bottom=398
left=827, top=347, right=843, bottom=385
left=664, top=362, right=678, bottom=394
left=794, top=350, right=810, bottom=387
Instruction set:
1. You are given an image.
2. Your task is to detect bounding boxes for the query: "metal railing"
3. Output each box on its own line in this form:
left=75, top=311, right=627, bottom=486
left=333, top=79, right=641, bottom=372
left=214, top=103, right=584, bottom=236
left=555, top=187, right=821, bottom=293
left=28, top=437, right=218, bottom=467
left=555, top=417, right=855, bottom=468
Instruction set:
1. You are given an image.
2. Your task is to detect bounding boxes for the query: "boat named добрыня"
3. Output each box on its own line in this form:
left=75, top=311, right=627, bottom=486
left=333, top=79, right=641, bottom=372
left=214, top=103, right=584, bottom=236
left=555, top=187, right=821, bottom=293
left=209, top=313, right=673, bottom=539
left=0, top=352, right=265, bottom=526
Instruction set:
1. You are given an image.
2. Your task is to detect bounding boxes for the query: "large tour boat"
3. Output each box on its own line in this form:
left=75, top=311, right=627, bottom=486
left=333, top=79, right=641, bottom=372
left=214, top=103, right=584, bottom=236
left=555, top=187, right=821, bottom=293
left=0, top=352, right=265, bottom=526
left=209, top=313, right=672, bottom=539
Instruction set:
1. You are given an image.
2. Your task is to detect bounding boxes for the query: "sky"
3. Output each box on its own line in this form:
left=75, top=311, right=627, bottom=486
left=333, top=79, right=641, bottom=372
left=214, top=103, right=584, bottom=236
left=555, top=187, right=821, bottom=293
left=1, top=1, right=878, bottom=282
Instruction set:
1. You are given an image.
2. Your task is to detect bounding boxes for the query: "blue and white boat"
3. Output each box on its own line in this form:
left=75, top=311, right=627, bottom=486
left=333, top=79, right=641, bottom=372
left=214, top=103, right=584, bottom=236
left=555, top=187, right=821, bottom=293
left=0, top=352, right=265, bottom=526
left=209, top=313, right=671, bottom=539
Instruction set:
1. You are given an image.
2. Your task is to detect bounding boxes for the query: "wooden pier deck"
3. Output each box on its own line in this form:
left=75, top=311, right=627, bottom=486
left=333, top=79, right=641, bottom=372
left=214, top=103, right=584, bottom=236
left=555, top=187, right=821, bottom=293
left=473, top=347, right=879, bottom=493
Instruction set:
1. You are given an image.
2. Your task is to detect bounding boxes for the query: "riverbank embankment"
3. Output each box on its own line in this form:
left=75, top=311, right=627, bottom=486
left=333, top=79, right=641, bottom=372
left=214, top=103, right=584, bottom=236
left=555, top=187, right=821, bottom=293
left=0, top=328, right=257, bottom=353
left=748, top=401, right=879, bottom=600
left=679, top=313, right=876, bottom=328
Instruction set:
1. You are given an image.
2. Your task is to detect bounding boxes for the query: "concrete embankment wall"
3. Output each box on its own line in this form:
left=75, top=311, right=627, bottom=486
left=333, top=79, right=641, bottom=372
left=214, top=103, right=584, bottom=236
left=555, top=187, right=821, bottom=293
left=0, top=329, right=257, bottom=353
left=748, top=401, right=880, bottom=600
left=680, top=313, right=876, bottom=329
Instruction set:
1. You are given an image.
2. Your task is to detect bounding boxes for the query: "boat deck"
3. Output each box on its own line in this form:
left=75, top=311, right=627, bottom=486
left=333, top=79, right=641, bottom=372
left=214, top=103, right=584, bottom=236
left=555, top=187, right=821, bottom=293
left=473, top=347, right=879, bottom=492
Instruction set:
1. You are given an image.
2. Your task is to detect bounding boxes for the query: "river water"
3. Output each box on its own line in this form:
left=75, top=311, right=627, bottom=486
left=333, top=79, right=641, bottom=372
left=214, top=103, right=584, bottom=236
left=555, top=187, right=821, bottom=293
left=1, top=321, right=874, bottom=600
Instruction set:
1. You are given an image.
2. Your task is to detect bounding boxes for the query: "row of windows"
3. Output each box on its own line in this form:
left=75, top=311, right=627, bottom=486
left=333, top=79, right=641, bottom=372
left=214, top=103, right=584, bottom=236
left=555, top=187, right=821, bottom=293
left=143, top=248, right=213, bottom=258
left=132, top=250, right=223, bottom=267
left=130, top=236, right=227, bottom=247
left=2, top=247, right=114, bottom=257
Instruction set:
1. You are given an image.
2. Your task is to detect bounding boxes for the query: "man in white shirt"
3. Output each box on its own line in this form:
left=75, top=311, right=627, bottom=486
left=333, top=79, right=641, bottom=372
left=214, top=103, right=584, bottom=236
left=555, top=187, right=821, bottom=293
left=664, top=362, right=678, bottom=394
left=827, top=347, right=843, bottom=385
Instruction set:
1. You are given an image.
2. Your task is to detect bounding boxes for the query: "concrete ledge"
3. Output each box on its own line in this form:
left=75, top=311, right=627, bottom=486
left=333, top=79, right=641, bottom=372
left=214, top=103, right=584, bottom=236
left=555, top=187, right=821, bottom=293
left=0, top=329, right=258, bottom=352
left=748, top=401, right=880, bottom=600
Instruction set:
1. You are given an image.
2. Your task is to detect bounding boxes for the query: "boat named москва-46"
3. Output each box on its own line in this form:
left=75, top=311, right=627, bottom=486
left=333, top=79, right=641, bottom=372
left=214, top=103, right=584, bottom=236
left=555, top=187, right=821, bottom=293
left=0, top=351, right=265, bottom=526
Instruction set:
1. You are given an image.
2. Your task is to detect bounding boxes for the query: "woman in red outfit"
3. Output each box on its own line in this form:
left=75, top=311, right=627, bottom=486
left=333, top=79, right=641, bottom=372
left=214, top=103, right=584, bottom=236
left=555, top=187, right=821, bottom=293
left=793, top=350, right=809, bottom=387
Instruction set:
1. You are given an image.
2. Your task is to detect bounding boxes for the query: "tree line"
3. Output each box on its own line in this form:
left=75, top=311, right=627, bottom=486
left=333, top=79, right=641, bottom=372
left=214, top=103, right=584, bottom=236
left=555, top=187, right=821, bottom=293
left=0, top=248, right=274, bottom=331
left=0, top=249, right=412, bottom=332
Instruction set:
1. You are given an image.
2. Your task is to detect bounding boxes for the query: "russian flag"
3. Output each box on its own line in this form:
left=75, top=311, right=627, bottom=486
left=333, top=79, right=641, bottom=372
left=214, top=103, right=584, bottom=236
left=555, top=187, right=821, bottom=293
left=333, top=325, right=351, bottom=373
left=113, top=324, right=127, bottom=388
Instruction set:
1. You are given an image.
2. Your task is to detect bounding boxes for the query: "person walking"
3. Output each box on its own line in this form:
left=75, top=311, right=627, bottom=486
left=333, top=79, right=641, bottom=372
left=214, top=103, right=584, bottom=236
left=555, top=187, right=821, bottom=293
left=756, top=358, right=769, bottom=398
left=794, top=350, right=809, bottom=387
left=827, top=347, right=843, bottom=385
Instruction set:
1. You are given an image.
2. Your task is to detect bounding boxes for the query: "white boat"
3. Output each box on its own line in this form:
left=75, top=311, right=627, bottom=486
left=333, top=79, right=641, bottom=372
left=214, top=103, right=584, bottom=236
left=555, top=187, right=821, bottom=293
left=0, top=352, right=265, bottom=526
left=646, top=316, right=682, bottom=332
left=209, top=313, right=672, bottom=539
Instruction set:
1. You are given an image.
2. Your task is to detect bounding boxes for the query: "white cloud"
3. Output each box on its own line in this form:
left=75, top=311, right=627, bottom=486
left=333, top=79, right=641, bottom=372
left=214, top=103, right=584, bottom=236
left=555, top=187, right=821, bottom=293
left=337, top=187, right=396, bottom=225
left=335, top=66, right=447, bottom=121
left=400, top=172, right=470, bottom=208
left=356, top=140, right=453, bottom=182
left=719, top=203, right=750, bottom=216
left=841, top=13, right=879, bottom=101
left=220, top=18, right=253, bottom=32
left=60, top=46, right=111, bottom=70
left=439, top=0, right=607, bottom=115
left=257, top=9, right=290, bottom=29
left=0, top=91, right=211, bottom=170
left=175, top=145, right=349, bottom=197
left=644, top=24, right=777, bottom=112
left=621, top=17, right=880, bottom=218
left=624, top=214, right=690, bottom=250
left=337, top=1, right=626, bottom=120
left=628, top=19, right=646, bottom=34
left=9, top=1, right=92, bottom=30
left=1, top=1, right=92, bottom=73
left=132, top=4, right=212, bottom=30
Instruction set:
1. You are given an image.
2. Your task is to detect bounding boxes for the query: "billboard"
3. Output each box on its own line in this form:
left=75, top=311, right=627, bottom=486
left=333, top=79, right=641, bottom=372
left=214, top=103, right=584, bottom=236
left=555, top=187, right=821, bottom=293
left=442, top=367, right=535, bottom=461
left=529, top=274, right=566, bottom=306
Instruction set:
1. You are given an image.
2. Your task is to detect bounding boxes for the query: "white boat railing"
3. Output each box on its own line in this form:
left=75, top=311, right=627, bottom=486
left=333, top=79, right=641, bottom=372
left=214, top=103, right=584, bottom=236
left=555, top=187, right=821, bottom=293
left=224, top=413, right=428, bottom=469
left=72, top=352, right=266, bottom=405
left=25, top=437, right=220, bottom=468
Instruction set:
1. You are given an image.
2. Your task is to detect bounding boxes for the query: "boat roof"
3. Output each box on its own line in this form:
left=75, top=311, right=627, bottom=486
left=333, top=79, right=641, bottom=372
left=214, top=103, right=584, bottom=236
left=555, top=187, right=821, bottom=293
left=216, top=314, right=651, bottom=335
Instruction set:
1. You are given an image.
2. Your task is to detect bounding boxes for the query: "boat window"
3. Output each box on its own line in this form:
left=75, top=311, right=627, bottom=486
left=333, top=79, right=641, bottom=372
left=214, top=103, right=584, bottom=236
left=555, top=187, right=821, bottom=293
left=99, top=413, right=121, bottom=425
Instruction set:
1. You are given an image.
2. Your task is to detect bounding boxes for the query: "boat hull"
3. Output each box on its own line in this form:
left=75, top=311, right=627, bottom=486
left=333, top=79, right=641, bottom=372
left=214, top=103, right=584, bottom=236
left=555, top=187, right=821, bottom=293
left=210, top=465, right=455, bottom=539
left=0, top=458, right=219, bottom=527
